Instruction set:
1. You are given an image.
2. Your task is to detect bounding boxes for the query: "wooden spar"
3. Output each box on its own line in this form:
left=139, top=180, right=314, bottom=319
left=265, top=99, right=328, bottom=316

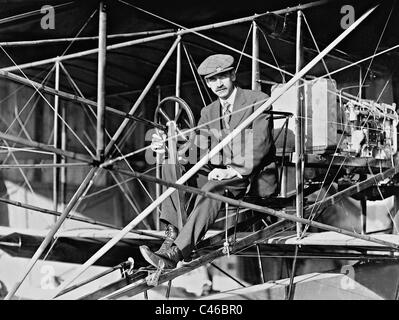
left=4, top=37, right=180, bottom=300
left=172, top=37, right=186, bottom=228
left=0, top=2, right=73, bottom=25
left=1, top=0, right=329, bottom=72
left=0, top=132, right=93, bottom=163
left=53, top=60, right=60, bottom=221
left=251, top=21, right=261, bottom=91
left=96, top=1, right=107, bottom=161
left=0, top=196, right=163, bottom=240
left=305, top=165, right=399, bottom=217
left=0, top=32, right=178, bottom=72
left=144, top=0, right=330, bottom=35
left=251, top=24, right=267, bottom=284
left=252, top=26, right=270, bottom=283
left=51, top=6, right=379, bottom=297
left=0, top=29, right=175, bottom=46
left=295, top=10, right=305, bottom=237
left=104, top=38, right=180, bottom=155
left=110, top=167, right=399, bottom=250
left=0, top=163, right=87, bottom=169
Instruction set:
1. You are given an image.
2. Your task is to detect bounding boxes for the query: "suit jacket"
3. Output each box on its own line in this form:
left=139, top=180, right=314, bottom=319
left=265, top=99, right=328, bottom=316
left=195, top=87, right=277, bottom=197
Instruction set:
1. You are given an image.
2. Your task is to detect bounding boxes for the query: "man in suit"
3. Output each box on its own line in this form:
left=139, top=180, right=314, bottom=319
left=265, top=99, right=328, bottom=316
left=140, top=54, right=277, bottom=269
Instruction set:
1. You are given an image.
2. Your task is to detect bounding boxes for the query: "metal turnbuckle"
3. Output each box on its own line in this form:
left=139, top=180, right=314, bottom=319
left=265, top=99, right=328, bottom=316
left=223, top=241, right=231, bottom=257
left=146, top=260, right=165, bottom=286
left=120, top=257, right=135, bottom=278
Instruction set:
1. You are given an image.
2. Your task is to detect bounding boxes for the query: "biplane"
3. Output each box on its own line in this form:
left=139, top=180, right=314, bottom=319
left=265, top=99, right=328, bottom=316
left=0, top=0, right=399, bottom=300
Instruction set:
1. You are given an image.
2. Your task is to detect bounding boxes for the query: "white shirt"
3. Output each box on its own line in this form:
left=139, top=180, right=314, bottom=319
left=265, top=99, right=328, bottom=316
left=219, top=87, right=237, bottom=113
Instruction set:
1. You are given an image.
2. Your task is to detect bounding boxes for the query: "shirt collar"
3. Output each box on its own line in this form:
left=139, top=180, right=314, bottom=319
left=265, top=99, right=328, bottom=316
left=219, top=87, right=237, bottom=110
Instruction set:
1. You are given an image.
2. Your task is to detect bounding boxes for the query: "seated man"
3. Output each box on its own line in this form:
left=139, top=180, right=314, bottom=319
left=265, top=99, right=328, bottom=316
left=140, top=54, right=277, bottom=269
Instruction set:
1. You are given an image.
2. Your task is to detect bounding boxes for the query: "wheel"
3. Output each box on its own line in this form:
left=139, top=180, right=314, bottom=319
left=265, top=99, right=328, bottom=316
left=154, top=96, right=195, bottom=156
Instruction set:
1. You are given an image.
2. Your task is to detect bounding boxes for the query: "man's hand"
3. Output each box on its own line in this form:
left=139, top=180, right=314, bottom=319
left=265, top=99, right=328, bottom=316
left=208, top=167, right=240, bottom=181
left=150, top=130, right=166, bottom=154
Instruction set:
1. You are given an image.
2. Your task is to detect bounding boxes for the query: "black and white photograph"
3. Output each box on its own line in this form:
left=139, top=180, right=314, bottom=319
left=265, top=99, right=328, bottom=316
left=0, top=0, right=398, bottom=305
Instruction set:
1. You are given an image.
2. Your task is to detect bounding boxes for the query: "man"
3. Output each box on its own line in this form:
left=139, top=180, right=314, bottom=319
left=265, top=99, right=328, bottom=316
left=140, top=54, right=277, bottom=269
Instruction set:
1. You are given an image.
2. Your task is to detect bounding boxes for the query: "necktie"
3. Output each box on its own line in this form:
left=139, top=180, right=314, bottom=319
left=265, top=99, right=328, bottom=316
left=222, top=102, right=231, bottom=128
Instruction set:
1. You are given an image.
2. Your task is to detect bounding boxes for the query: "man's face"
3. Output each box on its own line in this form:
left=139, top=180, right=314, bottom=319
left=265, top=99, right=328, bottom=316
left=205, top=71, right=236, bottom=99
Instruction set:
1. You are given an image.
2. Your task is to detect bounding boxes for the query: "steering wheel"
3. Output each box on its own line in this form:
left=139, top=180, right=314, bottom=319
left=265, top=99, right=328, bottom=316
left=154, top=96, right=195, bottom=157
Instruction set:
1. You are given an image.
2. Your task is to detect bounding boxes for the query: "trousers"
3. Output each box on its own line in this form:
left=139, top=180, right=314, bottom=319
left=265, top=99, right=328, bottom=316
left=159, top=162, right=249, bottom=258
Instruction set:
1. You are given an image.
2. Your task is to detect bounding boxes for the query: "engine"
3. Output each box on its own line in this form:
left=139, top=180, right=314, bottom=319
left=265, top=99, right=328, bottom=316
left=340, top=99, right=398, bottom=160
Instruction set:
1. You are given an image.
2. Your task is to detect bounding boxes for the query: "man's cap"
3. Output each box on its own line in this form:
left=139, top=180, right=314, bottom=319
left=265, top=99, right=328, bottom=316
left=197, top=54, right=235, bottom=78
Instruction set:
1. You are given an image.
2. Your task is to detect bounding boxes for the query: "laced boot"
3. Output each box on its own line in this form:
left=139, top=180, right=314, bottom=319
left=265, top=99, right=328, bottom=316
left=155, top=224, right=178, bottom=255
left=140, top=245, right=183, bottom=269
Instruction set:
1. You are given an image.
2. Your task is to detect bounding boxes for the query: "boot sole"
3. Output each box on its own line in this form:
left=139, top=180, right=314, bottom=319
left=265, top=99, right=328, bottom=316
left=139, top=245, right=176, bottom=269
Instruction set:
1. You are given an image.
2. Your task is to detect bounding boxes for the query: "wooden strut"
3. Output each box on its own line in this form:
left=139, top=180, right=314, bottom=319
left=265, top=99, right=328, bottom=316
left=49, top=7, right=379, bottom=298
left=0, top=163, right=87, bottom=169
left=0, top=29, right=175, bottom=47
left=295, top=10, right=305, bottom=237
left=96, top=1, right=107, bottom=161
left=53, top=60, right=61, bottom=222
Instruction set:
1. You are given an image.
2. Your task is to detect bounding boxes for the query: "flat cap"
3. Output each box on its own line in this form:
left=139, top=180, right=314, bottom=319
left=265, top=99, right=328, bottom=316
left=197, top=54, right=234, bottom=78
